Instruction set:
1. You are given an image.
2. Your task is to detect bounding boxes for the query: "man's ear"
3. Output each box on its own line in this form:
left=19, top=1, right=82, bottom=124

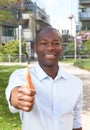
left=34, top=44, right=37, bottom=53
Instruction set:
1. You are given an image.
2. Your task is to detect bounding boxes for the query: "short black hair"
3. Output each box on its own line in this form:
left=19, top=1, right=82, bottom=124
left=34, top=26, right=62, bottom=44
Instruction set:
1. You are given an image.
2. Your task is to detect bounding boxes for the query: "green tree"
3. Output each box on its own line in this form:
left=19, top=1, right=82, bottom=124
left=80, top=40, right=90, bottom=55
left=0, top=39, right=26, bottom=55
left=0, top=0, right=22, bottom=24
left=63, top=40, right=90, bottom=56
left=63, top=42, right=74, bottom=55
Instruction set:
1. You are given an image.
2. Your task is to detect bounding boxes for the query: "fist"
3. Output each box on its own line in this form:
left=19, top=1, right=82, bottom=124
left=11, top=86, right=36, bottom=112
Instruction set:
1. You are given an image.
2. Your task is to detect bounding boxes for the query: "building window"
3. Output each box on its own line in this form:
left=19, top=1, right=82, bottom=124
left=2, top=26, right=14, bottom=36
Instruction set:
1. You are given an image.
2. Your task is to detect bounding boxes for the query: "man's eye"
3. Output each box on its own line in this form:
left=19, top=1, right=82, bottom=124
left=53, top=42, right=60, bottom=46
left=39, top=42, right=47, bottom=46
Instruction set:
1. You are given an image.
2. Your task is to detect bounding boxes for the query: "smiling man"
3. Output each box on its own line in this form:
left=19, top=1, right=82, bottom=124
left=5, top=27, right=83, bottom=130
left=35, top=27, right=62, bottom=78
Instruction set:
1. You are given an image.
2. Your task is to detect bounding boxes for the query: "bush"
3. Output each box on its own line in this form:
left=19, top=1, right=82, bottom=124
left=63, top=42, right=74, bottom=55
left=0, top=39, right=26, bottom=55
left=80, top=40, right=90, bottom=55
left=74, top=59, right=90, bottom=71
left=63, top=40, right=90, bottom=57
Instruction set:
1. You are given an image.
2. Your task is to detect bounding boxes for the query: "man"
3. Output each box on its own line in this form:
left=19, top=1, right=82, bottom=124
left=5, top=27, right=83, bottom=130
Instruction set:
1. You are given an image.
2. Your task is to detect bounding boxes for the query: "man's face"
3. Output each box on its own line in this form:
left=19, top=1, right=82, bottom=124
left=35, top=29, right=62, bottom=68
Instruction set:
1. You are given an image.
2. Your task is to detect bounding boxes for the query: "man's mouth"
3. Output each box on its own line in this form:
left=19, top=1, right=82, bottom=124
left=45, top=54, right=56, bottom=59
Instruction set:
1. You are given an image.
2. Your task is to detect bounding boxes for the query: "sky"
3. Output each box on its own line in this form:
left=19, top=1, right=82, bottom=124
left=32, top=0, right=79, bottom=35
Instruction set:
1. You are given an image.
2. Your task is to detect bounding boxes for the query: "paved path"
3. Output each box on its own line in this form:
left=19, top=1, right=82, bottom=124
left=59, top=63, right=90, bottom=130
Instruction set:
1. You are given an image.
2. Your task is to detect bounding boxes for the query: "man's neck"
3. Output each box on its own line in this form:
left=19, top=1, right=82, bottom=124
left=40, top=64, right=59, bottom=79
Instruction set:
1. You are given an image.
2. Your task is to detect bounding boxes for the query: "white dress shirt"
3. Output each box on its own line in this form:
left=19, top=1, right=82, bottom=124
left=5, top=63, right=83, bottom=130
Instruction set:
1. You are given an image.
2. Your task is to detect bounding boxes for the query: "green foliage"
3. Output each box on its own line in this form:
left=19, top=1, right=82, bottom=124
left=0, top=65, right=26, bottom=130
left=0, top=45, right=3, bottom=53
left=0, top=0, right=20, bottom=24
left=80, top=40, right=90, bottom=55
left=62, top=35, right=70, bottom=43
left=74, top=59, right=90, bottom=71
left=60, top=58, right=75, bottom=63
left=0, top=40, right=26, bottom=55
left=82, top=22, right=90, bottom=30
left=0, top=10, right=13, bottom=24
left=0, top=0, right=18, bottom=8
left=63, top=40, right=90, bottom=56
left=63, top=42, right=74, bottom=55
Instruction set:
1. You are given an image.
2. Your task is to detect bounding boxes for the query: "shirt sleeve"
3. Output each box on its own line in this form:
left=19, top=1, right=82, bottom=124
left=73, top=83, right=83, bottom=129
left=5, top=69, right=25, bottom=113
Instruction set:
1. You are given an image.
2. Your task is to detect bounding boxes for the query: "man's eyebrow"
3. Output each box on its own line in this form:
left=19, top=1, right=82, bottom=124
left=37, top=39, right=47, bottom=42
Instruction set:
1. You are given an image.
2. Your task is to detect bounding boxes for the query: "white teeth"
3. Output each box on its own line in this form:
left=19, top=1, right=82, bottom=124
left=45, top=54, right=55, bottom=58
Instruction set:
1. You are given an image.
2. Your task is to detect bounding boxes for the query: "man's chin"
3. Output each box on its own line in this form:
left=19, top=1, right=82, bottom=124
left=44, top=61, right=58, bottom=68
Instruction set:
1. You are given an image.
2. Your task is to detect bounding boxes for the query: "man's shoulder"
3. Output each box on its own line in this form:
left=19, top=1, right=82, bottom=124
left=13, top=68, right=24, bottom=73
left=10, top=68, right=25, bottom=78
left=61, top=69, right=82, bottom=83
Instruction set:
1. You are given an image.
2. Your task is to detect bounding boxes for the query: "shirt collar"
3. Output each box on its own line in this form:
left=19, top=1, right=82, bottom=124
left=35, top=63, right=48, bottom=80
left=35, top=63, right=68, bottom=81
left=56, top=67, right=69, bottom=80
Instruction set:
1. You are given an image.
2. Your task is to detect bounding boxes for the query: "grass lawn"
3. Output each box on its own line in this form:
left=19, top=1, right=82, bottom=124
left=60, top=58, right=75, bottom=63
left=74, top=59, right=90, bottom=71
left=0, top=65, right=26, bottom=130
left=60, top=58, right=90, bottom=71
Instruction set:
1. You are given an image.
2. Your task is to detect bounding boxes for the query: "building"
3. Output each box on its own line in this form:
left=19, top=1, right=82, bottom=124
left=0, top=0, right=50, bottom=43
left=21, top=0, right=51, bottom=59
left=79, top=0, right=90, bottom=30
left=22, top=0, right=50, bottom=42
left=0, top=0, right=50, bottom=59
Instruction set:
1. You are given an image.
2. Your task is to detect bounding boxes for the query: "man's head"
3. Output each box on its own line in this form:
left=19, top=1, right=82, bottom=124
left=35, top=27, right=62, bottom=43
left=35, top=27, right=63, bottom=69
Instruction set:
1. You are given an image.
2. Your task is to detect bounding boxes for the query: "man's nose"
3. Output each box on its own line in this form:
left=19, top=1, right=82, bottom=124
left=46, top=43, right=54, bottom=48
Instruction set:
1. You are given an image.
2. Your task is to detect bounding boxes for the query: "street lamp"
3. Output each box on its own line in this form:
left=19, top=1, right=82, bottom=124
left=68, top=14, right=74, bottom=36
left=74, top=17, right=77, bottom=61
left=68, top=15, right=77, bottom=61
left=19, top=25, right=22, bottom=63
